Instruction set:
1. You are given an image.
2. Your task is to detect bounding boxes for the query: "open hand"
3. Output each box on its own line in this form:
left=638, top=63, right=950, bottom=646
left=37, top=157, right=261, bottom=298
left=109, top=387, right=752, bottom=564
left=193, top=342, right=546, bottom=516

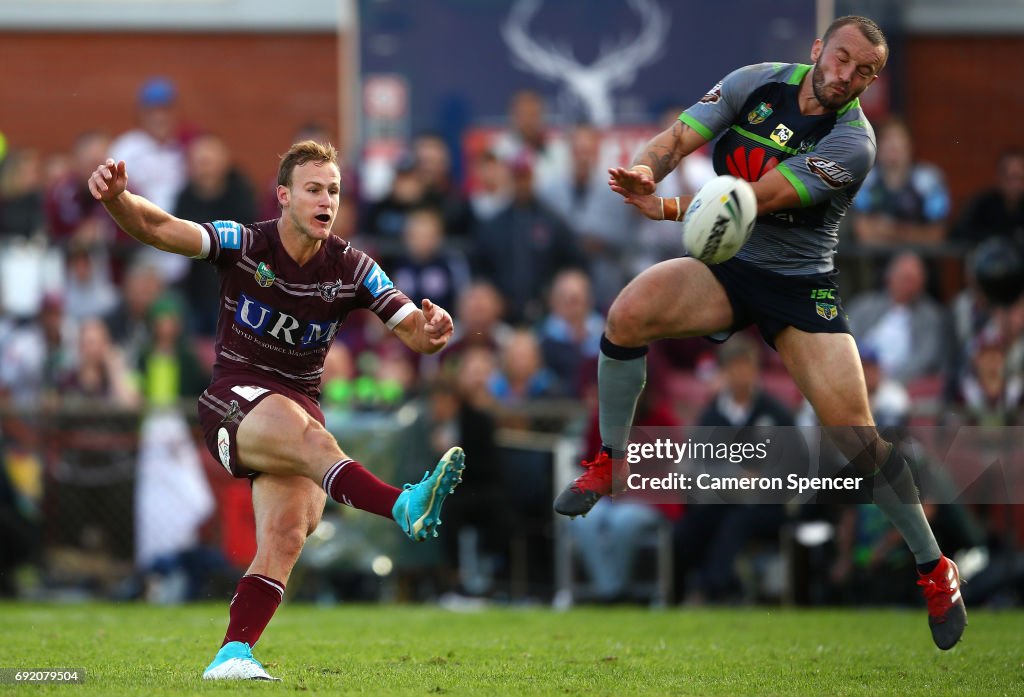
left=608, top=166, right=657, bottom=198
left=88, top=159, right=128, bottom=202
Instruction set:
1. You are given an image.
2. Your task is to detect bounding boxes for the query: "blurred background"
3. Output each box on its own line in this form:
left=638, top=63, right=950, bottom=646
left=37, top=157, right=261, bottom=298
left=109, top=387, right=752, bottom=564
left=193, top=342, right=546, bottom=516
left=0, top=0, right=1022, bottom=610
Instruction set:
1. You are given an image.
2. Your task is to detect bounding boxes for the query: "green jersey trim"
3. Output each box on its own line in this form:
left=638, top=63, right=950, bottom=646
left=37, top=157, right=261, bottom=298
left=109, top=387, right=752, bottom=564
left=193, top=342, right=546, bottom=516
left=787, top=64, right=812, bottom=85
left=776, top=163, right=812, bottom=207
left=729, top=125, right=802, bottom=156
left=679, top=113, right=714, bottom=141
left=837, top=98, right=861, bottom=116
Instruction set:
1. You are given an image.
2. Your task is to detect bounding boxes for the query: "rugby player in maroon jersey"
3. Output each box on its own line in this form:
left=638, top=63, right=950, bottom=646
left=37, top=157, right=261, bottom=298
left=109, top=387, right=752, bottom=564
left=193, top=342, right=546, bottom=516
left=90, top=140, right=465, bottom=680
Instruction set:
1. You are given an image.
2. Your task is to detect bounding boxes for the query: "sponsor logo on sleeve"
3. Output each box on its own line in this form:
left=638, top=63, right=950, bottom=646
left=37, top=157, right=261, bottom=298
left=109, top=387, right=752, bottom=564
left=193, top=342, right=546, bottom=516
left=213, top=220, right=242, bottom=249
left=362, top=263, right=395, bottom=298
left=806, top=157, right=854, bottom=189
left=699, top=81, right=723, bottom=104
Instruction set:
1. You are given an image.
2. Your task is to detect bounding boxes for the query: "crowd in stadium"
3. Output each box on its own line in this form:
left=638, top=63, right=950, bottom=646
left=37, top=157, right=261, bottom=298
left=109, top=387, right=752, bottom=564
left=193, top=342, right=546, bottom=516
left=0, top=77, right=1022, bottom=608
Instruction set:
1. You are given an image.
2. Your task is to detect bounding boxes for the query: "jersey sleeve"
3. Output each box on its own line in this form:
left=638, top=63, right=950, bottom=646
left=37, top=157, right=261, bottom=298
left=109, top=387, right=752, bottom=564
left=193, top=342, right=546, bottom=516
left=773, top=124, right=876, bottom=208
left=352, top=252, right=416, bottom=330
left=680, top=63, right=787, bottom=141
left=196, top=220, right=248, bottom=268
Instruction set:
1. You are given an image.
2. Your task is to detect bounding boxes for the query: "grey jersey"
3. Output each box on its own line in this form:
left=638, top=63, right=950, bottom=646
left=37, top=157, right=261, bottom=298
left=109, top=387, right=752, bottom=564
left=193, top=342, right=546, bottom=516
left=682, top=62, right=876, bottom=274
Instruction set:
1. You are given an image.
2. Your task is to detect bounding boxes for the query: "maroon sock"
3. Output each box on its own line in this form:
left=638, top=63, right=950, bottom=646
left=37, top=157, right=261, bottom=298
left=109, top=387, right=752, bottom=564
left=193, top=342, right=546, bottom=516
left=221, top=574, right=284, bottom=647
left=321, top=459, right=401, bottom=519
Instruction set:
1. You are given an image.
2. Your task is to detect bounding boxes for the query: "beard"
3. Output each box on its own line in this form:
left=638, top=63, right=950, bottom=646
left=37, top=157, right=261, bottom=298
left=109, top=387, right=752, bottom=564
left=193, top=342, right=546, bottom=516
left=811, top=63, right=852, bottom=111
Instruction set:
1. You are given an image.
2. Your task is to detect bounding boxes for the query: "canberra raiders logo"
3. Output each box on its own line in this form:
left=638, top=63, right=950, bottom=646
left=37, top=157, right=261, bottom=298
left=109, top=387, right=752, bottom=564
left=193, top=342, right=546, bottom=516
left=254, top=262, right=276, bottom=288
left=318, top=280, right=343, bottom=302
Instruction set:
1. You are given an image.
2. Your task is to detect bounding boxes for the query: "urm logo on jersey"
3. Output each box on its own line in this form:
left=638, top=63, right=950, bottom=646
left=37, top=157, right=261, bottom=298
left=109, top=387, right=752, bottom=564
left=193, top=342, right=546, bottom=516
left=234, top=293, right=338, bottom=347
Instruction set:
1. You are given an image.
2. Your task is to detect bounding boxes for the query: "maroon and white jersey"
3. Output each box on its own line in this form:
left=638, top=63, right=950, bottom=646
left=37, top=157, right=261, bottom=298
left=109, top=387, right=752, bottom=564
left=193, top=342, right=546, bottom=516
left=194, top=219, right=414, bottom=399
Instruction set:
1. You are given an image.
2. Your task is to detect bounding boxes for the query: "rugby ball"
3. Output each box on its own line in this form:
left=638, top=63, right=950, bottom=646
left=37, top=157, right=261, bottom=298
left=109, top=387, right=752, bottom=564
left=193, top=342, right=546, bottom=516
left=681, top=175, right=758, bottom=265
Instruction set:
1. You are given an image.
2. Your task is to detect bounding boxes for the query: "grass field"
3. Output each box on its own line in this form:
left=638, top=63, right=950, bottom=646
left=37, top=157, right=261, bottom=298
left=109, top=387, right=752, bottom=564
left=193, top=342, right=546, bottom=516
left=0, top=603, right=1020, bottom=696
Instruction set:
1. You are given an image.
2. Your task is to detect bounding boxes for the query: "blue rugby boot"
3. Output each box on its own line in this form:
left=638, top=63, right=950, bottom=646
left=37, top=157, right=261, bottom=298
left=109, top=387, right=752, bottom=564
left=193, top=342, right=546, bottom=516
left=202, top=641, right=280, bottom=681
left=392, top=446, right=466, bottom=541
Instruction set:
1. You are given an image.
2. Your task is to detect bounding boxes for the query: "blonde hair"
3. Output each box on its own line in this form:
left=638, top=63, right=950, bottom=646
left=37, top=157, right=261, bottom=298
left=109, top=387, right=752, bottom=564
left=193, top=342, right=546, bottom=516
left=277, top=139, right=339, bottom=187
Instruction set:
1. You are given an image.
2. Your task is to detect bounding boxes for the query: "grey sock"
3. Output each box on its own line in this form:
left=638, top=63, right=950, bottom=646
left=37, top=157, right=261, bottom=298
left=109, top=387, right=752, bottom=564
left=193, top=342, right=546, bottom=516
left=873, top=449, right=942, bottom=565
left=597, top=348, right=647, bottom=454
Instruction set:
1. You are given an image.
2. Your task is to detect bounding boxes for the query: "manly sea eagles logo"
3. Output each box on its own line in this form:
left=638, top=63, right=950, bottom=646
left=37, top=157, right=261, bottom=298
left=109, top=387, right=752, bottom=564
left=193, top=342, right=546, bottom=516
left=318, top=280, right=343, bottom=302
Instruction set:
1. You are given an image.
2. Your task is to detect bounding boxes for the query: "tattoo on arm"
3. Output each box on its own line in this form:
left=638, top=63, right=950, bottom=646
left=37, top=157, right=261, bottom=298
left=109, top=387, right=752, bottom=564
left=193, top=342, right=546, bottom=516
left=636, top=121, right=687, bottom=181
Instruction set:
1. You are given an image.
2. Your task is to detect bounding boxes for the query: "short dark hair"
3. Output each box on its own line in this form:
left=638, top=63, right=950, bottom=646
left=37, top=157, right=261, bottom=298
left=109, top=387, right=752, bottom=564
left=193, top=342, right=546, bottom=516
left=822, top=15, right=889, bottom=68
left=277, top=140, right=338, bottom=187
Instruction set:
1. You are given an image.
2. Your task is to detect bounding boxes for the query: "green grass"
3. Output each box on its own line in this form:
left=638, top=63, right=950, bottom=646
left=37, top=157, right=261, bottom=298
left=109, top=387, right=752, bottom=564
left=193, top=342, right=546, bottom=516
left=0, top=603, right=1021, bottom=696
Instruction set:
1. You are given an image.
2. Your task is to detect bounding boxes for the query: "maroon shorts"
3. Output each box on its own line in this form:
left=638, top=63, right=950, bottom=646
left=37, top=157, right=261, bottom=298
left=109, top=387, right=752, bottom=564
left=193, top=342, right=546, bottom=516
left=197, top=377, right=325, bottom=478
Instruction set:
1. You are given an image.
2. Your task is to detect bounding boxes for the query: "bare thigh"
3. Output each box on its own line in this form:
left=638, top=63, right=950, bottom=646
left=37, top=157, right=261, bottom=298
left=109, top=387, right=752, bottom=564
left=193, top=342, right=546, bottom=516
left=605, top=257, right=735, bottom=346
left=236, top=394, right=348, bottom=482
left=775, top=327, right=884, bottom=464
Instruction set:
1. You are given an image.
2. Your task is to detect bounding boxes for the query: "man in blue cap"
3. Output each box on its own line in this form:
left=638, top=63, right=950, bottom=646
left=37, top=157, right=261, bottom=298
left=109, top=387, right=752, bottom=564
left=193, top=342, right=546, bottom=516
left=109, top=77, right=189, bottom=283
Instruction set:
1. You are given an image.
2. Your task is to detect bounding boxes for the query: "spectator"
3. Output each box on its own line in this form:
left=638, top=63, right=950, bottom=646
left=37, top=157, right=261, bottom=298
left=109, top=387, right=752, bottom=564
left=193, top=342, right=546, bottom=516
left=108, top=77, right=190, bottom=284
left=44, top=131, right=112, bottom=245
left=948, top=331, right=1024, bottom=427
left=488, top=328, right=563, bottom=404
left=847, top=252, right=950, bottom=383
left=413, top=133, right=473, bottom=238
left=0, top=148, right=45, bottom=239
left=173, top=134, right=258, bottom=336
left=471, top=152, right=584, bottom=324
left=536, top=269, right=604, bottom=397
left=365, top=152, right=427, bottom=243
left=427, top=349, right=507, bottom=598
left=391, top=207, right=470, bottom=315
left=674, top=334, right=795, bottom=602
left=136, top=294, right=208, bottom=407
left=63, top=240, right=119, bottom=323
left=852, top=117, right=950, bottom=247
left=105, top=261, right=167, bottom=369
left=58, top=317, right=139, bottom=408
left=443, top=281, right=513, bottom=363
left=952, top=147, right=1024, bottom=250
left=491, top=89, right=569, bottom=195
left=536, top=123, right=634, bottom=309
left=0, top=293, right=74, bottom=409
left=468, top=149, right=513, bottom=223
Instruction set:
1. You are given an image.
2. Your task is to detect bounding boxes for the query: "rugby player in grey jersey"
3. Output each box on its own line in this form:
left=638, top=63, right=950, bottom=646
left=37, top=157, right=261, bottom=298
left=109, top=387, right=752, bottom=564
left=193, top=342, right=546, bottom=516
left=553, top=15, right=965, bottom=650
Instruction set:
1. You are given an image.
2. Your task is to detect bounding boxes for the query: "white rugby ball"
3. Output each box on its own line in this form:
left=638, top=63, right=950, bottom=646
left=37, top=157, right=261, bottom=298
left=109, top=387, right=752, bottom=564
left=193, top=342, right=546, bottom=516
left=681, top=175, right=758, bottom=265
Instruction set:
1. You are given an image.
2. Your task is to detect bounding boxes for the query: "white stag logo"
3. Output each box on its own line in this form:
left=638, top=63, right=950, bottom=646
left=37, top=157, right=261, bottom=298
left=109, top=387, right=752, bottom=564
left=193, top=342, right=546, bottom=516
left=501, top=0, right=669, bottom=127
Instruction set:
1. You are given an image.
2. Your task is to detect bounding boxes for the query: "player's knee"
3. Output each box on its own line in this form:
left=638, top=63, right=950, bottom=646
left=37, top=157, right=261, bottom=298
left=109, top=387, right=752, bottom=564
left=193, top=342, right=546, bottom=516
left=606, top=294, right=646, bottom=345
left=261, top=521, right=308, bottom=562
left=298, top=421, right=341, bottom=463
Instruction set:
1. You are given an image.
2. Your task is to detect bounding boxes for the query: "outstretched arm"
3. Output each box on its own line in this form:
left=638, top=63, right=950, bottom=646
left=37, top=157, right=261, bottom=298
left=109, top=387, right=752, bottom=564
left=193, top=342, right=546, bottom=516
left=608, top=120, right=711, bottom=219
left=88, top=159, right=204, bottom=257
left=393, top=299, right=455, bottom=355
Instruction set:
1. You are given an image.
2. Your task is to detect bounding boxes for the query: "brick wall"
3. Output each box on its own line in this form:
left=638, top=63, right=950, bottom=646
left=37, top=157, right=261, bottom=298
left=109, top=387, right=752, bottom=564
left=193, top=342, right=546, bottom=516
left=0, top=31, right=344, bottom=188
left=905, top=35, right=1024, bottom=216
